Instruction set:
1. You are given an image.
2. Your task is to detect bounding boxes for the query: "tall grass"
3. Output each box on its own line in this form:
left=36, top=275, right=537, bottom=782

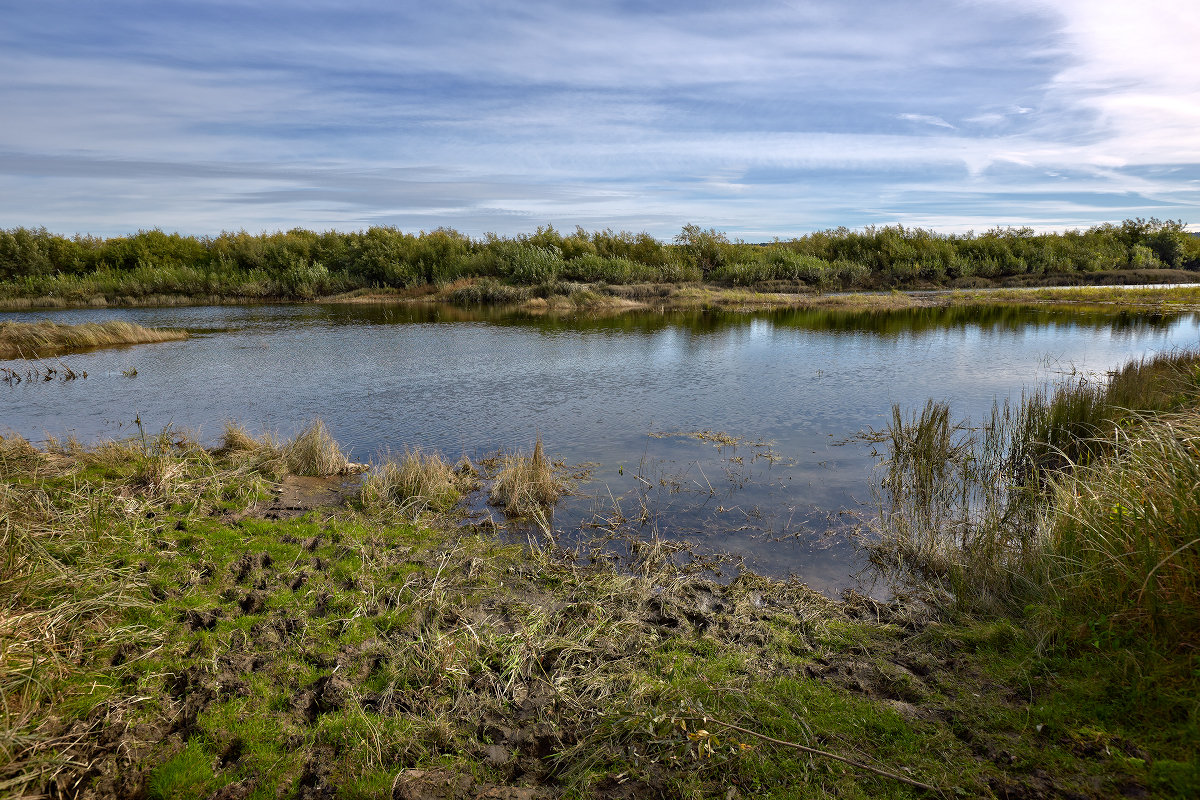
left=0, top=320, right=187, bottom=358
left=1047, top=414, right=1200, bottom=643
left=874, top=349, right=1200, bottom=648
left=359, top=449, right=471, bottom=516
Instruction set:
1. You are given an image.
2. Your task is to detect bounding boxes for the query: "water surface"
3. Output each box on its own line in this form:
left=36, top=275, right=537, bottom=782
left=3, top=302, right=1197, bottom=593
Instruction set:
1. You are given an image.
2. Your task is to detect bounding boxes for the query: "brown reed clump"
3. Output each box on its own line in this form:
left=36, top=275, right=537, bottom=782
left=488, top=438, right=568, bottom=518
left=0, top=320, right=187, bottom=358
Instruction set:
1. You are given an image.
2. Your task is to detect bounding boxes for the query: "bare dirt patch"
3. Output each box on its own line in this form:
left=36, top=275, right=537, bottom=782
left=235, top=474, right=362, bottom=520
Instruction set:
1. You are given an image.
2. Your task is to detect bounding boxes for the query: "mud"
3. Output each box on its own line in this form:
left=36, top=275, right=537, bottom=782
left=234, top=474, right=362, bottom=521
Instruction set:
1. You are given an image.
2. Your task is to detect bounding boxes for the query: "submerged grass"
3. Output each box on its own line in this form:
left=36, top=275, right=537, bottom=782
left=0, top=319, right=187, bottom=358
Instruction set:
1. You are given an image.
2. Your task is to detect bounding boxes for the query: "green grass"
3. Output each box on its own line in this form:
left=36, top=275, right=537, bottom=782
left=3, top=410, right=1198, bottom=797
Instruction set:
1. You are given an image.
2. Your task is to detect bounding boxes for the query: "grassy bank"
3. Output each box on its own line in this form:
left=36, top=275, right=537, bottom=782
left=3, top=410, right=1198, bottom=797
left=1, top=219, right=1196, bottom=309
left=0, top=320, right=188, bottom=359
left=872, top=350, right=1200, bottom=797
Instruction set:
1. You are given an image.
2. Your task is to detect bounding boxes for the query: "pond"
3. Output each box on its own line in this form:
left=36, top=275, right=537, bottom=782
left=3, top=302, right=1198, bottom=594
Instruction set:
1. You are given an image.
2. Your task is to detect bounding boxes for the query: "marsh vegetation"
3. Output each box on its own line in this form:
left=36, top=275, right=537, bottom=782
left=1, top=219, right=1196, bottom=309
left=3, top=336, right=1200, bottom=797
left=2, top=290, right=1198, bottom=797
left=0, top=319, right=187, bottom=358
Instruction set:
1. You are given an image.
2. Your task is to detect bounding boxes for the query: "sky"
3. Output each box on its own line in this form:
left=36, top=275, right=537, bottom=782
left=2, top=0, right=1198, bottom=240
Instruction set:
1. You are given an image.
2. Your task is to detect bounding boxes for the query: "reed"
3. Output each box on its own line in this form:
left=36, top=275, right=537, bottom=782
left=0, top=320, right=187, bottom=358
left=488, top=438, right=568, bottom=518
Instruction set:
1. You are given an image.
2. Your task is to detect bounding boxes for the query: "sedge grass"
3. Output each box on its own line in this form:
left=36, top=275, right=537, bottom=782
left=216, top=420, right=354, bottom=478
left=0, top=320, right=187, bottom=358
left=359, top=449, right=470, bottom=516
left=282, top=420, right=354, bottom=476
left=1046, top=412, right=1200, bottom=644
left=488, top=438, right=568, bottom=518
left=874, top=348, right=1200, bottom=642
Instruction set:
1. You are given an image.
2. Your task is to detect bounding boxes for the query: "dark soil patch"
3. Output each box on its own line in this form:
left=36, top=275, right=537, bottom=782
left=234, top=474, right=361, bottom=521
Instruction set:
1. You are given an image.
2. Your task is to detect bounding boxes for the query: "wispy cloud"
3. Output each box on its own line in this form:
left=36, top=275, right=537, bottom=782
left=897, top=113, right=956, bottom=130
left=0, top=0, right=1197, bottom=237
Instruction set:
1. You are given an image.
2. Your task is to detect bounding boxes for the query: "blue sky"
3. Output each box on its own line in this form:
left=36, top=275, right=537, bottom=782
left=2, top=0, right=1198, bottom=239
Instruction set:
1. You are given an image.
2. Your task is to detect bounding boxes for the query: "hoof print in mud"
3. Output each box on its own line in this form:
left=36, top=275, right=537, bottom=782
left=391, top=769, right=546, bottom=800
left=181, top=608, right=222, bottom=631
left=294, top=673, right=351, bottom=724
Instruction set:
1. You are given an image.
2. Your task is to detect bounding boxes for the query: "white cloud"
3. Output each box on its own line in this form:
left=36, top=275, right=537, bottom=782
left=1, top=0, right=1199, bottom=236
left=897, top=113, right=956, bottom=129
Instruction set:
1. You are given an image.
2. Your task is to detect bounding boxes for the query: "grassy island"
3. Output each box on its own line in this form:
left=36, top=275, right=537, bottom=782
left=0, top=320, right=187, bottom=359
left=2, top=350, right=1198, bottom=798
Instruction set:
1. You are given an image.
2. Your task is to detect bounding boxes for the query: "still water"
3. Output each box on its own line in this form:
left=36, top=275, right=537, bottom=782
left=3, top=302, right=1198, bottom=592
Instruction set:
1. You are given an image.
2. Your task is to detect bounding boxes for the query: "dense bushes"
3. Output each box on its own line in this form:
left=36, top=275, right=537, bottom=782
left=0, top=218, right=1195, bottom=302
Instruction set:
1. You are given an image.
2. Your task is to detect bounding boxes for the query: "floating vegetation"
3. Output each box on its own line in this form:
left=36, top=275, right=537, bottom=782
left=649, top=429, right=744, bottom=447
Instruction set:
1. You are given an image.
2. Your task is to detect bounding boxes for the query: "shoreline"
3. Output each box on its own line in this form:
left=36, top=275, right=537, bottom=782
left=4, top=277, right=1200, bottom=317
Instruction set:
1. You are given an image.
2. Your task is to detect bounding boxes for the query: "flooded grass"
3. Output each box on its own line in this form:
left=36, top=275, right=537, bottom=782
left=0, top=319, right=188, bottom=358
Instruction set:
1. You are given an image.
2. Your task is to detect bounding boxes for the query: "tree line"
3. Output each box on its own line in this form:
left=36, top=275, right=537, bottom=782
left=0, top=219, right=1195, bottom=301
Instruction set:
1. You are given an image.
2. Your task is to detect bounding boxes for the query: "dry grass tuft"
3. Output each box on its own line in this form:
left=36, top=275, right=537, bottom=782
left=489, top=438, right=568, bottom=518
left=360, top=449, right=470, bottom=516
left=218, top=422, right=269, bottom=455
left=282, top=420, right=354, bottom=476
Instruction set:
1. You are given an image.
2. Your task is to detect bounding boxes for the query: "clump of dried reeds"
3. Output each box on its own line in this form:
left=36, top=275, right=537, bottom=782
left=282, top=420, right=354, bottom=476
left=359, top=449, right=471, bottom=516
left=489, top=438, right=568, bottom=518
